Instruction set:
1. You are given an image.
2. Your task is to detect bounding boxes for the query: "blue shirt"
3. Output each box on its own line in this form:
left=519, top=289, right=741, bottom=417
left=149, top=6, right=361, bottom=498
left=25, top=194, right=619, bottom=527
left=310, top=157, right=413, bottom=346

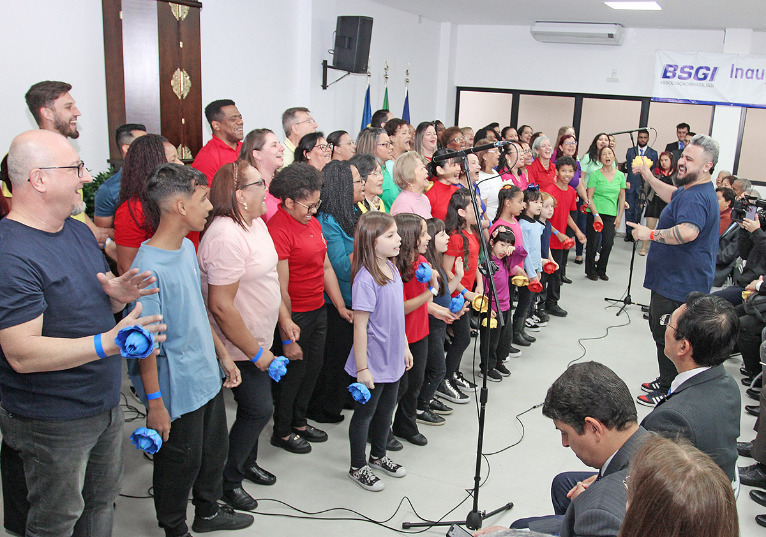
left=127, top=239, right=223, bottom=420
left=0, top=218, right=120, bottom=420
left=318, top=213, right=353, bottom=308
left=644, top=182, right=719, bottom=302
left=520, top=216, right=544, bottom=278
left=94, top=169, right=122, bottom=218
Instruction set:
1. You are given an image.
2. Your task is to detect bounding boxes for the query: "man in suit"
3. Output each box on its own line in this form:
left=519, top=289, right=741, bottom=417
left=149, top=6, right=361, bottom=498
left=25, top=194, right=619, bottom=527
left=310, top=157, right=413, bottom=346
left=478, top=362, right=649, bottom=537
left=642, top=292, right=740, bottom=482
left=624, top=129, right=658, bottom=241
left=665, top=122, right=690, bottom=162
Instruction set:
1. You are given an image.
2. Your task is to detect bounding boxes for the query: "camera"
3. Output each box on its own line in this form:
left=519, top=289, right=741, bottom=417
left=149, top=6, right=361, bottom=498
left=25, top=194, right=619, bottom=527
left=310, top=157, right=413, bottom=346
left=731, top=195, right=766, bottom=224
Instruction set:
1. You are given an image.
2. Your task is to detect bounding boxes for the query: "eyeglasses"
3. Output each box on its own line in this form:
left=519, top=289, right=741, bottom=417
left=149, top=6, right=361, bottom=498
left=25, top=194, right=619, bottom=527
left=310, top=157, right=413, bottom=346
left=240, top=179, right=266, bottom=189
left=377, top=142, right=394, bottom=148
left=38, top=161, right=86, bottom=178
left=352, top=179, right=364, bottom=185
left=449, top=137, right=465, bottom=144
left=563, top=141, right=577, bottom=146
left=295, top=117, right=317, bottom=126
left=623, top=475, right=630, bottom=491
left=315, top=144, right=332, bottom=151
left=659, top=314, right=684, bottom=338
left=369, top=169, right=383, bottom=178
left=295, top=199, right=322, bottom=212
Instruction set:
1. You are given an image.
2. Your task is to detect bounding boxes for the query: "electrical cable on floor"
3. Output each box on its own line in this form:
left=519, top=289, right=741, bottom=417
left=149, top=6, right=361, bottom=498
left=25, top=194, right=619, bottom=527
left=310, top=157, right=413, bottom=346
left=483, top=403, right=541, bottom=456
left=566, top=305, right=632, bottom=367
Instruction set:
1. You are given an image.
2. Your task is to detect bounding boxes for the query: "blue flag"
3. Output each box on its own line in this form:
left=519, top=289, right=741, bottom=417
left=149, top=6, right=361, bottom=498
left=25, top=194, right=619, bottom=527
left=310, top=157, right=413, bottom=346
left=402, top=86, right=410, bottom=124
left=361, top=83, right=372, bottom=132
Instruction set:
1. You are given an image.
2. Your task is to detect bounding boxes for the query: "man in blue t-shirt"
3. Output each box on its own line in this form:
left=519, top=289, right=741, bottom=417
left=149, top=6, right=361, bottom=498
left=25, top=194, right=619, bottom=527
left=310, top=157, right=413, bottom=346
left=627, top=134, right=721, bottom=407
left=0, top=130, right=164, bottom=536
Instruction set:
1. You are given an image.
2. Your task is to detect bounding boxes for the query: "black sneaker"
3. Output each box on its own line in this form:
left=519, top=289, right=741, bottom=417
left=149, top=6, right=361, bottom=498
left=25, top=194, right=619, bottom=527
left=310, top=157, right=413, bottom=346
left=416, top=409, right=446, bottom=425
left=525, top=318, right=541, bottom=332
left=435, top=379, right=469, bottom=404
left=506, top=346, right=522, bottom=358
left=429, top=398, right=453, bottom=415
left=481, top=368, right=503, bottom=382
left=521, top=331, right=536, bottom=343
left=453, top=372, right=478, bottom=392
left=192, top=504, right=254, bottom=533
left=636, top=389, right=666, bottom=407
left=513, top=334, right=531, bottom=347
left=348, top=465, right=384, bottom=491
left=547, top=305, right=568, bottom=317
left=640, top=378, right=661, bottom=393
left=369, top=455, right=407, bottom=477
left=494, top=362, right=511, bottom=377
left=536, top=310, right=550, bottom=323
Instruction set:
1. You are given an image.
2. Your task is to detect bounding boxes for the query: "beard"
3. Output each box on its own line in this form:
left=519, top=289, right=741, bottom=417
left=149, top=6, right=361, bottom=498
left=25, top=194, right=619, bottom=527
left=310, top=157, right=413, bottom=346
left=53, top=116, right=79, bottom=139
left=70, top=200, right=86, bottom=216
left=675, top=168, right=698, bottom=187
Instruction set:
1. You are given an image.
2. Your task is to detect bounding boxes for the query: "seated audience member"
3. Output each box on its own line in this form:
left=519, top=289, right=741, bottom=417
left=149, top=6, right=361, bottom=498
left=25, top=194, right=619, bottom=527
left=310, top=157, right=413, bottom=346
left=712, top=208, right=766, bottom=306
left=199, top=160, right=299, bottom=510
left=713, top=190, right=740, bottom=288
left=440, top=126, right=465, bottom=151
left=736, top=280, right=766, bottom=381
left=425, top=148, right=461, bottom=220
left=309, top=160, right=363, bottom=424
left=716, top=169, right=732, bottom=188
left=94, top=123, right=146, bottom=229
left=732, top=176, right=751, bottom=199
left=527, top=135, right=556, bottom=190
left=293, top=132, right=331, bottom=171
left=267, top=163, right=351, bottom=454
left=358, top=127, right=397, bottom=211
left=240, top=128, right=285, bottom=222
left=618, top=435, right=738, bottom=537
left=641, top=293, right=740, bottom=482
left=114, top=134, right=185, bottom=274
left=127, top=163, right=252, bottom=535
left=414, top=121, right=438, bottom=162
left=738, top=336, right=766, bottom=527
left=483, top=362, right=648, bottom=537
left=191, top=99, right=243, bottom=184
left=350, top=153, right=385, bottom=213
left=280, top=107, right=317, bottom=168
left=327, top=130, right=356, bottom=161
left=384, top=118, right=411, bottom=158
left=0, top=129, right=163, bottom=537
left=371, top=108, right=393, bottom=129
left=390, top=151, right=432, bottom=218
left=717, top=186, right=735, bottom=235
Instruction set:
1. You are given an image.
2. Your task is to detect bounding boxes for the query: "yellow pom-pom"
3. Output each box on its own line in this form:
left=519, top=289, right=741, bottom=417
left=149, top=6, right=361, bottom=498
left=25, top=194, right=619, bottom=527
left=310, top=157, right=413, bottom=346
left=743, top=290, right=754, bottom=301
left=480, top=318, right=498, bottom=329
left=631, top=155, right=652, bottom=168
left=472, top=295, right=489, bottom=312
left=511, top=275, right=529, bottom=287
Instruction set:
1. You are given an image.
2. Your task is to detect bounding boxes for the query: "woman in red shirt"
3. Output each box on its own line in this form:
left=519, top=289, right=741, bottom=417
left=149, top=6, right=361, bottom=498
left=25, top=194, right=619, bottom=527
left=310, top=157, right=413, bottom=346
left=267, top=163, right=351, bottom=454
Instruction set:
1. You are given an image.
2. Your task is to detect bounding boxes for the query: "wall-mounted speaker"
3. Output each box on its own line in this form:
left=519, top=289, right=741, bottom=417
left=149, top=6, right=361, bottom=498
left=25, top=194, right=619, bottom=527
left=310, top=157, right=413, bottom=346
left=332, top=16, right=373, bottom=74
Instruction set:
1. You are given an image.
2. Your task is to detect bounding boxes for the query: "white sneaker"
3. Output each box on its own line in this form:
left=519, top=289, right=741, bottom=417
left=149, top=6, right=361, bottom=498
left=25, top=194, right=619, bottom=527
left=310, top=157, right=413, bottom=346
left=369, top=455, right=406, bottom=477
left=348, top=465, right=384, bottom=491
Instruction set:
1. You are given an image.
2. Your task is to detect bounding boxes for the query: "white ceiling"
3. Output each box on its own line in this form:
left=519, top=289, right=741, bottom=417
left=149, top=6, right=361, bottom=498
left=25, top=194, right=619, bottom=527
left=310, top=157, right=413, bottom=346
left=369, top=0, right=766, bottom=31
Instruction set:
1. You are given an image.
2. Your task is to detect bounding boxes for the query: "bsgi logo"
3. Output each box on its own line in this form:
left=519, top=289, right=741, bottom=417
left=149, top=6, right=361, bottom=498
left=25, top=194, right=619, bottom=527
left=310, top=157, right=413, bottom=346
left=662, top=64, right=719, bottom=81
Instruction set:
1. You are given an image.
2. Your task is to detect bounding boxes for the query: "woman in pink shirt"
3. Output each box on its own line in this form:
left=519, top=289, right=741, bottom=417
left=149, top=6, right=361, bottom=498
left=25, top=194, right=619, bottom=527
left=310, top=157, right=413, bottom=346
left=240, top=128, right=284, bottom=222
left=198, top=160, right=299, bottom=510
left=390, top=152, right=432, bottom=218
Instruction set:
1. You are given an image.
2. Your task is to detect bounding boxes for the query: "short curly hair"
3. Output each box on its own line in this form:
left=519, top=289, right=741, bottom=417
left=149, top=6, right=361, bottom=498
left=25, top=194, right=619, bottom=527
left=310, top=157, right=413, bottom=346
left=269, top=162, right=323, bottom=202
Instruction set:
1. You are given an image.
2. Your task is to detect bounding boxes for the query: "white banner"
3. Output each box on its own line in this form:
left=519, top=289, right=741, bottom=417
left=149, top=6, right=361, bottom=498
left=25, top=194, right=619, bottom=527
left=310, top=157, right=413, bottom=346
left=653, top=50, right=766, bottom=108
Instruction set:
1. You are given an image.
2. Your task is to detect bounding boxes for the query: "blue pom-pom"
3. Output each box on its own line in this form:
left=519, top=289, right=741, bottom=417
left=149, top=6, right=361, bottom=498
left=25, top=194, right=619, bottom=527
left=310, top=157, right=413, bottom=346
left=268, top=356, right=289, bottom=382
left=415, top=262, right=432, bottom=283
left=115, top=325, right=154, bottom=359
left=348, top=382, right=371, bottom=404
left=449, top=294, right=466, bottom=314
left=130, top=427, right=162, bottom=454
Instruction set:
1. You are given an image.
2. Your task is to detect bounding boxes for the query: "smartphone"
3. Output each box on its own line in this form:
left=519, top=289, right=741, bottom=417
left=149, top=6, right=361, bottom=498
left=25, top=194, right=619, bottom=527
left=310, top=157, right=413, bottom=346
left=746, top=205, right=757, bottom=221
left=447, top=524, right=473, bottom=537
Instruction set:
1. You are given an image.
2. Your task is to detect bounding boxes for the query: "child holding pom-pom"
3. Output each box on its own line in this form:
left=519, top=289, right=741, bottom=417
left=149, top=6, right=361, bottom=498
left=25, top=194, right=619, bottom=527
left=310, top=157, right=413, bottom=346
left=345, top=212, right=413, bottom=492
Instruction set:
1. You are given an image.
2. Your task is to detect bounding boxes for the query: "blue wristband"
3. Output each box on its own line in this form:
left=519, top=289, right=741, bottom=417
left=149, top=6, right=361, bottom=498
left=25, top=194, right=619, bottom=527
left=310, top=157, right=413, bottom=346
left=94, top=334, right=108, bottom=359
left=146, top=391, right=161, bottom=400
left=460, top=289, right=468, bottom=297
left=282, top=339, right=293, bottom=345
left=553, top=229, right=559, bottom=235
left=429, top=286, right=437, bottom=296
left=251, top=347, right=264, bottom=363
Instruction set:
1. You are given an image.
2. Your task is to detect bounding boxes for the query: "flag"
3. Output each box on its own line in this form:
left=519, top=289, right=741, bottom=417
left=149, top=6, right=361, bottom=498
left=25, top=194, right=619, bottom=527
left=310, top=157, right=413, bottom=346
left=361, top=83, right=372, bottom=132
left=382, top=86, right=389, bottom=110
left=402, top=86, right=410, bottom=124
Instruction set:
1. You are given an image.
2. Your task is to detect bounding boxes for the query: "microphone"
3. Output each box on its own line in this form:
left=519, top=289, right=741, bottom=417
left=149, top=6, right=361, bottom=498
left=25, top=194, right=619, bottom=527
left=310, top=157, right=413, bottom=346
left=431, top=140, right=512, bottom=163
left=607, top=127, right=653, bottom=136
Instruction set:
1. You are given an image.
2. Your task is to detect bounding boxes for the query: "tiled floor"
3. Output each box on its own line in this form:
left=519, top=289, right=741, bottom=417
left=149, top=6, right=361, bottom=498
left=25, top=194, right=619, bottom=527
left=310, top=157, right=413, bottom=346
left=12, top=238, right=763, bottom=536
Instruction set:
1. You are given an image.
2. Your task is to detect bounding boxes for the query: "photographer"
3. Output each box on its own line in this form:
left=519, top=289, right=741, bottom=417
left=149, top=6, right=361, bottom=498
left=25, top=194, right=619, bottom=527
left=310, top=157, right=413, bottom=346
left=712, top=208, right=766, bottom=307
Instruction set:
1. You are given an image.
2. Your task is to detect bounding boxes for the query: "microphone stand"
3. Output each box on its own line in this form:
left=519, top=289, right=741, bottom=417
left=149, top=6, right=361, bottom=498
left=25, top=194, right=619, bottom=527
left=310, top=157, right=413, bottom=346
left=402, top=142, right=513, bottom=531
left=604, top=132, right=648, bottom=316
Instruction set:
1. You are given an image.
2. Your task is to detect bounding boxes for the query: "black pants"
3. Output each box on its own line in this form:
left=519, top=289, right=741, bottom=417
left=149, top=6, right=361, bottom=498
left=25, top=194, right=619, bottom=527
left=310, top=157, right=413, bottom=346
left=393, top=337, right=428, bottom=438
left=154, top=389, right=228, bottom=537
left=573, top=201, right=587, bottom=258
left=546, top=248, right=567, bottom=308
left=271, top=306, right=327, bottom=438
left=444, top=309, right=471, bottom=378
left=649, top=291, right=683, bottom=392
left=480, top=308, right=513, bottom=371
left=418, top=316, right=447, bottom=411
left=348, top=381, right=400, bottom=469
left=585, top=213, right=616, bottom=277
left=222, top=361, right=273, bottom=490
left=1, top=441, right=28, bottom=535
left=309, top=304, right=354, bottom=420
left=738, top=310, right=766, bottom=376
left=513, top=286, right=533, bottom=327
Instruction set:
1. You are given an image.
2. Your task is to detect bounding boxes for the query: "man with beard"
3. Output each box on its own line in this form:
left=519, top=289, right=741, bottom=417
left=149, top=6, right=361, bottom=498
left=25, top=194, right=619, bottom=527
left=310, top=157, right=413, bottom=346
left=627, top=135, right=720, bottom=407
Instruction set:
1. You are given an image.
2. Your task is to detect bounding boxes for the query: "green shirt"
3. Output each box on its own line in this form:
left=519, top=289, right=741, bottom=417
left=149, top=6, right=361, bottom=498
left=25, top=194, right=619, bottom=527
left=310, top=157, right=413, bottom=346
left=588, top=169, right=626, bottom=217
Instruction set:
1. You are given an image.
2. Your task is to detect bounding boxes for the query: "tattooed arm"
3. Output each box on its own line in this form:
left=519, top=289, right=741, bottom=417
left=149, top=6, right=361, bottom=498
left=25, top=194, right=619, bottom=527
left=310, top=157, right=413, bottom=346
left=626, top=221, right=700, bottom=244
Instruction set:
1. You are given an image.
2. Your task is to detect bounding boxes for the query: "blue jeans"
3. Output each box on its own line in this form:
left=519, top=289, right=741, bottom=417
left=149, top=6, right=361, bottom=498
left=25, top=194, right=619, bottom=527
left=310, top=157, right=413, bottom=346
left=0, top=405, right=124, bottom=537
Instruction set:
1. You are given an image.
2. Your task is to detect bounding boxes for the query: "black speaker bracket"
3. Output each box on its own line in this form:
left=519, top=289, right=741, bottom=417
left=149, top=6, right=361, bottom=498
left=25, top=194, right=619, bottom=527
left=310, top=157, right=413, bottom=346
left=322, top=59, right=355, bottom=90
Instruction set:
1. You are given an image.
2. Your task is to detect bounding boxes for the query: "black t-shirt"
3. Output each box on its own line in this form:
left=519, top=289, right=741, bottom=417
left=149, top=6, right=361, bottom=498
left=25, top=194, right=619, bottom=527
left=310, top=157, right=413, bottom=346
left=0, top=218, right=120, bottom=420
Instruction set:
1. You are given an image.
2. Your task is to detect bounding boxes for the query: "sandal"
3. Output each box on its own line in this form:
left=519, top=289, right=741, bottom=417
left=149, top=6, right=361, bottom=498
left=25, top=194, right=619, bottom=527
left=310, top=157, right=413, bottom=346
left=638, top=249, right=647, bottom=256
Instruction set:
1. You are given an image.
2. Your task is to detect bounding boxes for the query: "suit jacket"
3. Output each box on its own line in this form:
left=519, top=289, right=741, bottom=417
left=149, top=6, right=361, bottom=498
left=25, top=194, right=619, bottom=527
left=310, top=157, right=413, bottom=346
left=559, top=427, right=650, bottom=537
left=642, top=364, right=740, bottom=481
left=625, top=146, right=658, bottom=193
left=665, top=141, right=683, bottom=163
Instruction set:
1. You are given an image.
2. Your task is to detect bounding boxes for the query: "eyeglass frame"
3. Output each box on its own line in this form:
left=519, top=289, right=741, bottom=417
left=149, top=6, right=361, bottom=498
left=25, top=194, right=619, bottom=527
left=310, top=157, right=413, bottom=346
left=659, top=313, right=684, bottom=338
left=294, top=117, right=317, bottom=126
left=36, top=161, right=86, bottom=179
left=294, top=199, right=322, bottom=212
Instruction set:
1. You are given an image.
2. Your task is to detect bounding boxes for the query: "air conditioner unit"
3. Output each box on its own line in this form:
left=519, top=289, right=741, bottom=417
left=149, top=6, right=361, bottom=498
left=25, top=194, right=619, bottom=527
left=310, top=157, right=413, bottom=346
left=530, top=22, right=625, bottom=46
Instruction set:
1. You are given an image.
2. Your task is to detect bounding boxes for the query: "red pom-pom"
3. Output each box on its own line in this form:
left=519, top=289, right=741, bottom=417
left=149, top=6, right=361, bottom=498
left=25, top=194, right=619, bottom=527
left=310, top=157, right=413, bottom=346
left=543, top=261, right=557, bottom=274
left=580, top=204, right=588, bottom=214
left=593, top=221, right=604, bottom=232
left=529, top=280, right=543, bottom=293
left=562, top=237, right=575, bottom=249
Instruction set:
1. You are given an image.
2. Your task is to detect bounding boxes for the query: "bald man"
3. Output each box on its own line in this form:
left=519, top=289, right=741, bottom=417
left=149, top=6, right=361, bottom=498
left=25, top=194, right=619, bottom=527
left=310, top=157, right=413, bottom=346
left=0, top=130, right=164, bottom=536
